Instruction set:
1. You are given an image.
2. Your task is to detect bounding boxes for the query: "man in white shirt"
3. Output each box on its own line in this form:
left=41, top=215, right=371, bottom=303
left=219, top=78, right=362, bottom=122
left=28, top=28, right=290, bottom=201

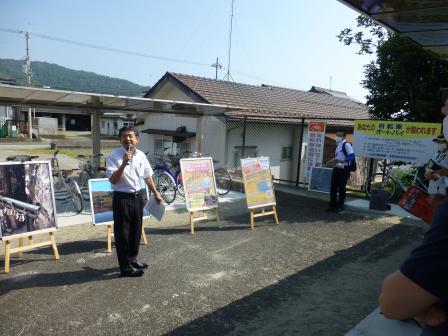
left=327, top=130, right=355, bottom=213
left=107, top=126, right=162, bottom=277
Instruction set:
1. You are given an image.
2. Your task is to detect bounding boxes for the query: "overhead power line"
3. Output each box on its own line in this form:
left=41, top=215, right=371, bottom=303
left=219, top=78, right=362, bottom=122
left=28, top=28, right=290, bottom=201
left=0, top=27, right=210, bottom=67
left=0, top=26, right=283, bottom=89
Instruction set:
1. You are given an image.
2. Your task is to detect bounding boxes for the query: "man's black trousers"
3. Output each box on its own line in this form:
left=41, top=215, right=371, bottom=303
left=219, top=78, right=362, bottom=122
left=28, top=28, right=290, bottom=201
left=112, top=191, right=144, bottom=270
left=330, top=167, right=350, bottom=209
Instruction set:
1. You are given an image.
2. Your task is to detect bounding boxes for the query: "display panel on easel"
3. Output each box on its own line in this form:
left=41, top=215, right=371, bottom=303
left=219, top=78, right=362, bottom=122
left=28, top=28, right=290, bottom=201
left=241, top=157, right=276, bottom=209
left=180, top=157, right=218, bottom=212
left=0, top=161, right=57, bottom=239
left=88, top=178, right=150, bottom=225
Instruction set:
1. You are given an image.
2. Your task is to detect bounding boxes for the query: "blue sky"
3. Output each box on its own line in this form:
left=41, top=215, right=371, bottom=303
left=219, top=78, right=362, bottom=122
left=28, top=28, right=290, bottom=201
left=0, top=0, right=374, bottom=102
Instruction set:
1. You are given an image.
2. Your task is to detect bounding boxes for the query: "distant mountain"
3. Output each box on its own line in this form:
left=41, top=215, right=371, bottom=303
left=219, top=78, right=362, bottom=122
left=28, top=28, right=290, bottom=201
left=0, top=58, right=150, bottom=96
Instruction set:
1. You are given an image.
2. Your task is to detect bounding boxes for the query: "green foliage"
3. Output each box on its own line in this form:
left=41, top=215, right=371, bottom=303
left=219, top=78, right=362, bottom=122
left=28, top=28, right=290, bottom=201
left=363, top=36, right=448, bottom=121
left=0, top=58, right=149, bottom=96
left=338, top=16, right=448, bottom=122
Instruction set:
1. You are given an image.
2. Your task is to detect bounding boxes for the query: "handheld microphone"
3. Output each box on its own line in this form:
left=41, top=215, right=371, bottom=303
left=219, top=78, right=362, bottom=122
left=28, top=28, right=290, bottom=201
left=126, top=144, right=131, bottom=165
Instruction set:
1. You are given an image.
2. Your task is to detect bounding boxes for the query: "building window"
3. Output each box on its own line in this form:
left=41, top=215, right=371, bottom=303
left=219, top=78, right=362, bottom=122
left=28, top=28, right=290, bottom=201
left=281, top=146, right=293, bottom=160
left=101, top=121, right=105, bottom=128
left=234, top=146, right=258, bottom=167
left=154, top=138, right=190, bottom=156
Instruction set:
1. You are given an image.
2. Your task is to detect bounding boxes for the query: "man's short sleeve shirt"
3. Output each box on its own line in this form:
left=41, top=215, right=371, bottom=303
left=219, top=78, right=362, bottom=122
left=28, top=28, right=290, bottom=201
left=106, top=147, right=154, bottom=192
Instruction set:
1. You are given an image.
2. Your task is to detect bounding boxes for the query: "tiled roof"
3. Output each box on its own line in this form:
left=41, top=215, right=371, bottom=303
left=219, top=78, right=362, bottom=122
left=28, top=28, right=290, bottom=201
left=0, top=73, right=17, bottom=85
left=164, top=72, right=368, bottom=122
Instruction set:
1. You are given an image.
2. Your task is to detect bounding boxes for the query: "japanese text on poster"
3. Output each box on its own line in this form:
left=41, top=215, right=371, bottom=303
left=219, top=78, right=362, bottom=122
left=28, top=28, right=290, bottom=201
left=241, top=157, right=276, bottom=209
left=353, top=120, right=441, bottom=163
left=180, top=158, right=218, bottom=211
left=305, top=122, right=326, bottom=178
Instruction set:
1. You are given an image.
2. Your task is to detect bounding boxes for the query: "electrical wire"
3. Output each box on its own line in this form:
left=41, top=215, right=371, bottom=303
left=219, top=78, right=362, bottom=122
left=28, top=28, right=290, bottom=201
left=0, top=26, right=284, bottom=91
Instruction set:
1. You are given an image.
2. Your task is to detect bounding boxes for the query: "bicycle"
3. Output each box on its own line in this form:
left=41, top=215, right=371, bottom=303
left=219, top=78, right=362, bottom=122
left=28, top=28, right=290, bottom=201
left=364, top=161, right=428, bottom=200
left=149, top=153, right=179, bottom=204
left=51, top=150, right=83, bottom=213
left=6, top=154, right=39, bottom=162
left=77, top=154, right=107, bottom=200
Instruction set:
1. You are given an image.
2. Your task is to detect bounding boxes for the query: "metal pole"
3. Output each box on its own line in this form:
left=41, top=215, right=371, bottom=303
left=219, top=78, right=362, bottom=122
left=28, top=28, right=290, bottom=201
left=91, top=108, right=101, bottom=172
left=25, top=31, right=33, bottom=140
left=295, top=118, right=305, bottom=187
left=241, top=116, right=247, bottom=159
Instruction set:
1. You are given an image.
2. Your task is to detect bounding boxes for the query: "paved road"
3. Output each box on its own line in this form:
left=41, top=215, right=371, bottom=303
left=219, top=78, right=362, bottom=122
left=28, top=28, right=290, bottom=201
left=0, top=191, right=426, bottom=336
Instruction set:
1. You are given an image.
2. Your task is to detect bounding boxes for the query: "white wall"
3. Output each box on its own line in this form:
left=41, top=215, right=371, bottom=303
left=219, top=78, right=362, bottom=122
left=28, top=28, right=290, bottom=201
left=226, top=123, right=296, bottom=181
left=202, top=116, right=227, bottom=167
left=35, top=117, right=58, bottom=135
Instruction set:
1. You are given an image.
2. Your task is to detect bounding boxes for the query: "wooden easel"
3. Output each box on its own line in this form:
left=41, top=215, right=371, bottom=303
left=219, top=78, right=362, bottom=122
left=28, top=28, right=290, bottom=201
left=106, top=224, right=148, bottom=253
left=3, top=229, right=59, bottom=273
left=189, top=208, right=220, bottom=235
left=249, top=204, right=279, bottom=230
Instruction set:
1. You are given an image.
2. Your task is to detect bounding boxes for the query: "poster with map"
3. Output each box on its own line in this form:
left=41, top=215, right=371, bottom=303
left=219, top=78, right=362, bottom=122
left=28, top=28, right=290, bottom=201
left=88, top=178, right=150, bottom=225
left=241, top=157, right=276, bottom=209
left=180, top=158, right=218, bottom=212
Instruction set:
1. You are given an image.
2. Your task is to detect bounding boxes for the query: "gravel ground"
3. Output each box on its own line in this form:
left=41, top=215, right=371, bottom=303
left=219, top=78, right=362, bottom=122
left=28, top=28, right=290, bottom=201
left=0, top=192, right=426, bottom=336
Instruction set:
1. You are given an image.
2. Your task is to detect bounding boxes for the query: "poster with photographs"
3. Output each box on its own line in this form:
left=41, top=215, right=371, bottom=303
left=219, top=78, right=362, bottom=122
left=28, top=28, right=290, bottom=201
left=0, top=161, right=57, bottom=239
left=180, top=157, right=218, bottom=212
left=88, top=178, right=150, bottom=225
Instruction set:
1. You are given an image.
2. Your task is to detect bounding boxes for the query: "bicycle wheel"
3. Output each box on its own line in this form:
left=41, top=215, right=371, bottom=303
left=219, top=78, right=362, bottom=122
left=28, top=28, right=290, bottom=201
left=77, top=170, right=91, bottom=201
left=67, top=177, right=83, bottom=213
left=152, top=168, right=163, bottom=185
left=214, top=168, right=232, bottom=196
left=157, top=172, right=176, bottom=204
left=364, top=173, right=396, bottom=200
left=176, top=172, right=184, bottom=198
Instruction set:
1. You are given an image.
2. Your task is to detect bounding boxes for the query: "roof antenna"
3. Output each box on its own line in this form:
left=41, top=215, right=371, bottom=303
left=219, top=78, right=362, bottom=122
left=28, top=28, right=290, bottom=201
left=223, top=0, right=235, bottom=82
left=329, top=76, right=333, bottom=90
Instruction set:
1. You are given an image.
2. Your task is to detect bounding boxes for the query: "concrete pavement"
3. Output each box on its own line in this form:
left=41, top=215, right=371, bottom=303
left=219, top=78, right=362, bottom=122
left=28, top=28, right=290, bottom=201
left=0, top=187, right=427, bottom=336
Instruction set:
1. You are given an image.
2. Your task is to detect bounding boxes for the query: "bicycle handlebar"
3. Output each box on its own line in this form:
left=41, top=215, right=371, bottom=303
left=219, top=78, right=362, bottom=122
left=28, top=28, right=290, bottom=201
left=6, top=155, right=39, bottom=162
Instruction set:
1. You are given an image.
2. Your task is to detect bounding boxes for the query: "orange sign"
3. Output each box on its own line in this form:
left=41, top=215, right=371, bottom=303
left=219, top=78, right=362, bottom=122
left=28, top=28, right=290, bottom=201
left=308, top=122, right=325, bottom=132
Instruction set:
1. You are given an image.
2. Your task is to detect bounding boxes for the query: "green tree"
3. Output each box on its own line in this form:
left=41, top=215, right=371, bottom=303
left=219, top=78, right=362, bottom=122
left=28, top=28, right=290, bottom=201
left=338, top=16, right=448, bottom=122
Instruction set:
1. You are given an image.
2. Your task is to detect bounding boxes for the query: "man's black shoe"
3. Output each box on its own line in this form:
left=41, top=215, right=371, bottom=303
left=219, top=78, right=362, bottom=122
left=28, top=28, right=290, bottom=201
left=130, top=261, right=149, bottom=270
left=120, top=267, right=144, bottom=277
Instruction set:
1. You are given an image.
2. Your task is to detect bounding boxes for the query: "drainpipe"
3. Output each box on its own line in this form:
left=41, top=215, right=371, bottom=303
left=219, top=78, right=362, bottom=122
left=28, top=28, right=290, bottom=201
left=295, top=118, right=305, bottom=187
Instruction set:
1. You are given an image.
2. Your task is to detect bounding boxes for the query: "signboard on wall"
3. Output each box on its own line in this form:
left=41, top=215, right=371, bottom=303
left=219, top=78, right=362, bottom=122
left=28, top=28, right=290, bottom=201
left=305, top=122, right=326, bottom=178
left=88, top=178, right=150, bottom=225
left=353, top=120, right=441, bottom=163
left=241, top=157, right=276, bottom=208
left=180, top=157, right=218, bottom=212
left=0, top=161, right=57, bottom=239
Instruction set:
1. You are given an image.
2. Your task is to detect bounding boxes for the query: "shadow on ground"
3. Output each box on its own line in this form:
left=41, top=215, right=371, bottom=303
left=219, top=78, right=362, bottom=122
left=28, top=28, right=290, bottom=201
left=166, top=224, right=425, bottom=336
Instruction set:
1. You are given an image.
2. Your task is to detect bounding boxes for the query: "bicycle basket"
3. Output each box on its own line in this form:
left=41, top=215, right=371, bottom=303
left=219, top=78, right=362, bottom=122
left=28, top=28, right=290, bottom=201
left=149, top=153, right=164, bottom=169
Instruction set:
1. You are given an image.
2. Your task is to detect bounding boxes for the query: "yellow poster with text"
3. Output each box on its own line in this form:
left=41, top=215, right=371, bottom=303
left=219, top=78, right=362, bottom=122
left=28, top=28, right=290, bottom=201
left=241, top=157, right=276, bottom=209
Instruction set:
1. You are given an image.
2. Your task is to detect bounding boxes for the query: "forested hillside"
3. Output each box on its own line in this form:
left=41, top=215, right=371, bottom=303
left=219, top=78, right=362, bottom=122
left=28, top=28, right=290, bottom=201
left=0, top=59, right=149, bottom=96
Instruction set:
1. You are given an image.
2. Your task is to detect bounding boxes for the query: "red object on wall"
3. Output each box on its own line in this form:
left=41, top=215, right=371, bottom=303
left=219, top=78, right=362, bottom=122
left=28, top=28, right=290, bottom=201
left=399, top=186, right=434, bottom=224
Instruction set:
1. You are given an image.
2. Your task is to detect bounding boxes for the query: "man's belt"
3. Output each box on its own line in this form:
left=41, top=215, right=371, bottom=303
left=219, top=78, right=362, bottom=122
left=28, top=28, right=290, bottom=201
left=113, top=190, right=143, bottom=198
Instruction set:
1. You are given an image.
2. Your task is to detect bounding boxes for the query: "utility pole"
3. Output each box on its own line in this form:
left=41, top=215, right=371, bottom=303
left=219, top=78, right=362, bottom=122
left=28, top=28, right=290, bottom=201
left=23, top=31, right=33, bottom=139
left=211, top=57, right=222, bottom=80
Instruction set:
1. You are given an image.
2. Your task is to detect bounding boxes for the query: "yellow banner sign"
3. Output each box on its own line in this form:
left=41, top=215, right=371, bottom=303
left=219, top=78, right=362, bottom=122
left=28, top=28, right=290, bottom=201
left=355, top=120, right=440, bottom=139
left=241, top=157, right=276, bottom=209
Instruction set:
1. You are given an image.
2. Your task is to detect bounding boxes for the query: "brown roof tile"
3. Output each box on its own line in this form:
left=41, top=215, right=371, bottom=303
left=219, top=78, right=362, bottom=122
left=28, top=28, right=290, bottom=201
left=167, top=72, right=368, bottom=121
